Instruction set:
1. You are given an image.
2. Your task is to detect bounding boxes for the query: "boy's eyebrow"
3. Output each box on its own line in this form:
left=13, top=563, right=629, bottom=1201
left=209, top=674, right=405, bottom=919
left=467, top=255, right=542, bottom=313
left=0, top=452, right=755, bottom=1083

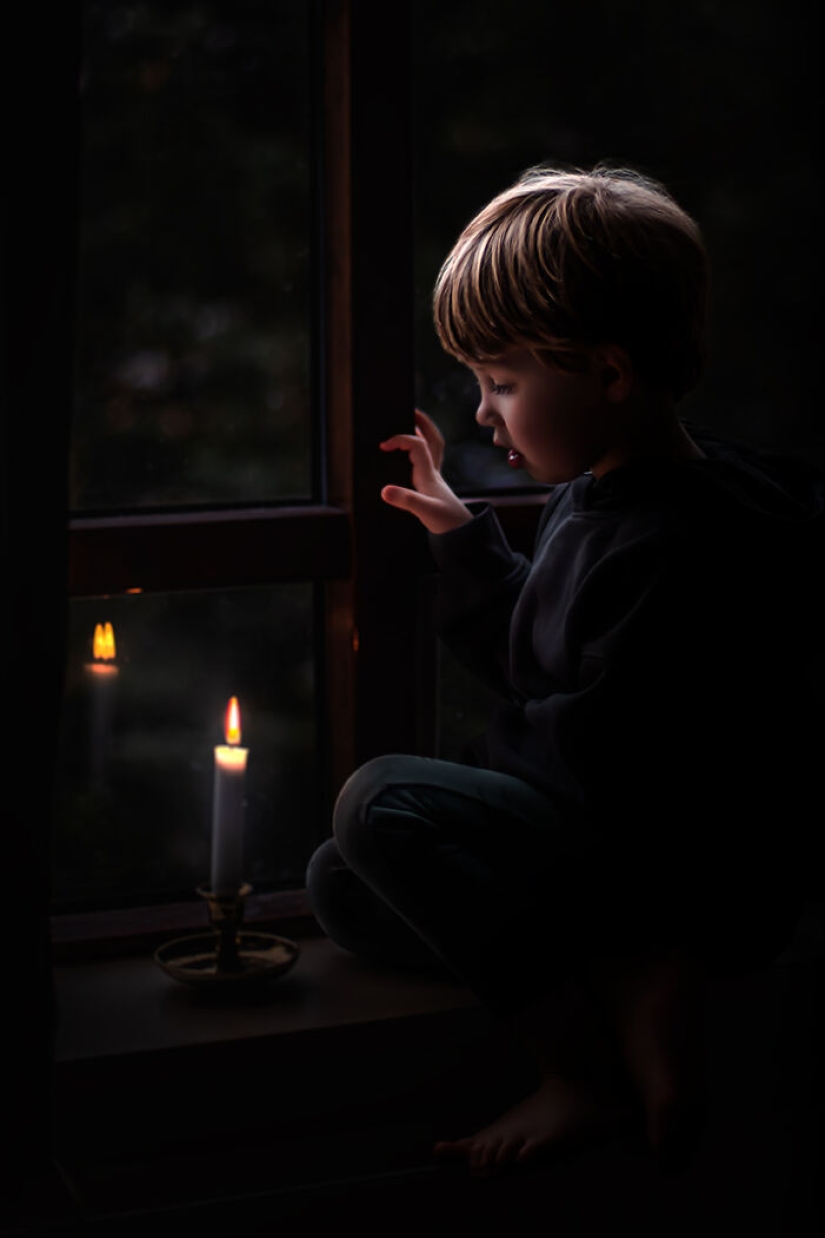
left=468, top=356, right=516, bottom=375
left=474, top=362, right=520, bottom=380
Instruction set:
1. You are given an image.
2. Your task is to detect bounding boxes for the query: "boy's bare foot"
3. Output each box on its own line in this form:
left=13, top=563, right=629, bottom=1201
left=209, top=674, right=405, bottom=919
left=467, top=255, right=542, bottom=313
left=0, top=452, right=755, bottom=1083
left=433, top=1073, right=637, bottom=1176
left=434, top=979, right=639, bottom=1176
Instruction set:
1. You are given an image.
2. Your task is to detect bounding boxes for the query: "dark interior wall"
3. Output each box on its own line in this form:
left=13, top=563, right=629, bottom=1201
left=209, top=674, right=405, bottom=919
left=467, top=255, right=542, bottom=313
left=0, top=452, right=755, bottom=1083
left=412, top=0, right=824, bottom=471
left=4, top=2, right=79, bottom=1189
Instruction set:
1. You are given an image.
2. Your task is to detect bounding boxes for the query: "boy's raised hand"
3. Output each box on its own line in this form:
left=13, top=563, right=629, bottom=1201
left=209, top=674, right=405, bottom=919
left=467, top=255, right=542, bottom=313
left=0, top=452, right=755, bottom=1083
left=412, top=408, right=445, bottom=472
left=380, top=409, right=473, bottom=535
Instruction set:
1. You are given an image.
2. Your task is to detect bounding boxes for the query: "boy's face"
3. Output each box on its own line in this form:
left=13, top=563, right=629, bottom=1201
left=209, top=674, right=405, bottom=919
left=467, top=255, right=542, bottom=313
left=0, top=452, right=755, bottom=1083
left=470, top=348, right=621, bottom=484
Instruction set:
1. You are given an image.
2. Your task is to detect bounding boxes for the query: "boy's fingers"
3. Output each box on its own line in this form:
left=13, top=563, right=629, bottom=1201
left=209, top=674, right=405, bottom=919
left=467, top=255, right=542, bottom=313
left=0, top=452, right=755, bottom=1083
left=381, top=484, right=435, bottom=512
left=414, top=408, right=441, bottom=437
left=380, top=432, right=431, bottom=457
left=413, top=409, right=445, bottom=468
left=379, top=433, right=438, bottom=482
left=380, top=485, right=458, bottom=533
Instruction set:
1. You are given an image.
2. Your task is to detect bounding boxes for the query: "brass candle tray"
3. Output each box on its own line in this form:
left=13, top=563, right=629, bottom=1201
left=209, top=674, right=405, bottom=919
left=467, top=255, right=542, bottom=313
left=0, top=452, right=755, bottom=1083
left=154, top=882, right=300, bottom=988
left=154, top=929, right=299, bottom=988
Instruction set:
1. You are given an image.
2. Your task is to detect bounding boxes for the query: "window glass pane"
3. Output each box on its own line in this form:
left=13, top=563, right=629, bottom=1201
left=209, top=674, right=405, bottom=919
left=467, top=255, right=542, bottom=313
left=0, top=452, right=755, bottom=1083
left=53, top=584, right=320, bottom=911
left=413, top=1, right=821, bottom=490
left=73, top=0, right=314, bottom=511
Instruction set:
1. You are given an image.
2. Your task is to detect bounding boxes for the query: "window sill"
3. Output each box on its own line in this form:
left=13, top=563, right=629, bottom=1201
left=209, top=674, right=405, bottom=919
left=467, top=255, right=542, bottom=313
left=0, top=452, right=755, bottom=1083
left=52, top=931, right=483, bottom=1066
left=50, top=932, right=508, bottom=1195
left=48, top=933, right=520, bottom=1229
left=50, top=888, right=317, bottom=963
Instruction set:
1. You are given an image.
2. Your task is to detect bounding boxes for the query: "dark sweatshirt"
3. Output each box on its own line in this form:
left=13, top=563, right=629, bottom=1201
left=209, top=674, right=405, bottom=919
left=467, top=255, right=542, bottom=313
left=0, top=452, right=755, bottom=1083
left=428, top=426, right=821, bottom=956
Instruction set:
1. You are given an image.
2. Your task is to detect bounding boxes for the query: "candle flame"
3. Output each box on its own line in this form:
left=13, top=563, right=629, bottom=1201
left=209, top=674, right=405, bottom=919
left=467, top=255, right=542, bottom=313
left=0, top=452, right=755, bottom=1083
left=225, top=696, right=241, bottom=745
left=92, top=622, right=116, bottom=661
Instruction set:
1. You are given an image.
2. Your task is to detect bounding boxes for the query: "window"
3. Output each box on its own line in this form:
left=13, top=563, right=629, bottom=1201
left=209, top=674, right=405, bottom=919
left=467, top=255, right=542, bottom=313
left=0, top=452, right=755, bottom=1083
left=52, top=1, right=322, bottom=920
left=50, top=0, right=429, bottom=949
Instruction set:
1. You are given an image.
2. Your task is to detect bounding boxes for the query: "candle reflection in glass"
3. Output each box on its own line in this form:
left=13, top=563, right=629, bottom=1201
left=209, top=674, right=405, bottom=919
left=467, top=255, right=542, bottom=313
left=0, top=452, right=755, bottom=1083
left=84, top=621, right=118, bottom=789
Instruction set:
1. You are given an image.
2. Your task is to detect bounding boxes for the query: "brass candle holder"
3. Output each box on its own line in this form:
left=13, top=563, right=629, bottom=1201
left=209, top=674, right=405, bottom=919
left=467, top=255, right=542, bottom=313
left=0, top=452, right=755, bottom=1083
left=154, top=882, right=299, bottom=989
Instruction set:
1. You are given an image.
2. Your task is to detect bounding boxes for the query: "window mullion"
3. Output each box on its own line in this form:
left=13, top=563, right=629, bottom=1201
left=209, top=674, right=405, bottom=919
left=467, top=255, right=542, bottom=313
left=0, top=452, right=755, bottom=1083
left=347, top=0, right=425, bottom=769
left=68, top=506, right=351, bottom=596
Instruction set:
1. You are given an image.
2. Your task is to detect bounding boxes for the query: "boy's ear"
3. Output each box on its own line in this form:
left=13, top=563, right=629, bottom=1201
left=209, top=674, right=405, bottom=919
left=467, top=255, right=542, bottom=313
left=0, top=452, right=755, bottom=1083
left=596, top=344, right=634, bottom=403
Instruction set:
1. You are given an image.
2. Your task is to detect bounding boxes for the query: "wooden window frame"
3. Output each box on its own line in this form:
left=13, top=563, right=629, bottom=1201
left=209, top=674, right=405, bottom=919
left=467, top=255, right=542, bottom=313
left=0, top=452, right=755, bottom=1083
left=49, top=0, right=546, bottom=961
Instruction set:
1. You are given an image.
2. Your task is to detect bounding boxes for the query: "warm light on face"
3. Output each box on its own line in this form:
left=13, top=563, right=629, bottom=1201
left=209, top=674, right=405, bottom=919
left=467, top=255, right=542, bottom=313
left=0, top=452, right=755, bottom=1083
left=225, top=696, right=242, bottom=745
left=92, top=622, right=116, bottom=661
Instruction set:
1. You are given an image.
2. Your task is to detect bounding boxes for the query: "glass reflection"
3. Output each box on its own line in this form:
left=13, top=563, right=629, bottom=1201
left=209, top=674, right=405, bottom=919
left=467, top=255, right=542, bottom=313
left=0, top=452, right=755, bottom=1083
left=53, top=583, right=320, bottom=911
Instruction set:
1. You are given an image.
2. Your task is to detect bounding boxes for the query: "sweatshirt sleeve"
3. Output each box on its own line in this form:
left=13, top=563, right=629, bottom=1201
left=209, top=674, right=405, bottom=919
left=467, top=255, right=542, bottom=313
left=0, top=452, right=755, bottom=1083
left=427, top=503, right=530, bottom=698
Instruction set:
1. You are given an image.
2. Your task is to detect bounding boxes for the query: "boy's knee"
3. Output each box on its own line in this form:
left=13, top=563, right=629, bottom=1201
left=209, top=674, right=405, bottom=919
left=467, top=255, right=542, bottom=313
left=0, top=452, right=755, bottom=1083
left=333, top=753, right=417, bottom=862
left=305, top=836, right=338, bottom=893
left=331, top=747, right=426, bottom=866
left=304, top=837, right=370, bottom=953
left=305, top=837, right=340, bottom=917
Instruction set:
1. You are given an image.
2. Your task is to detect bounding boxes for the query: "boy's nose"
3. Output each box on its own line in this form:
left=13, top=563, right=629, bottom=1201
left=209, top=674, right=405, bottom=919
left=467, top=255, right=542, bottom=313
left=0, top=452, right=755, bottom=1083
left=475, top=398, right=496, bottom=428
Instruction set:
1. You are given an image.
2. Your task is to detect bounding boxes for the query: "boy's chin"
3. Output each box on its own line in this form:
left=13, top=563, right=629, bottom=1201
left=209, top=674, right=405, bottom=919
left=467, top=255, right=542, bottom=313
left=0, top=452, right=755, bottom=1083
left=530, top=464, right=577, bottom=486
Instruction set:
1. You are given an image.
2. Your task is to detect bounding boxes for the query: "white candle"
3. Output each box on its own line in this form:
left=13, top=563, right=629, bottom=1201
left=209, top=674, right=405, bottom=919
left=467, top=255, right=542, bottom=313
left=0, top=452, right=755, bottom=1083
left=85, top=622, right=119, bottom=789
left=210, top=696, right=248, bottom=897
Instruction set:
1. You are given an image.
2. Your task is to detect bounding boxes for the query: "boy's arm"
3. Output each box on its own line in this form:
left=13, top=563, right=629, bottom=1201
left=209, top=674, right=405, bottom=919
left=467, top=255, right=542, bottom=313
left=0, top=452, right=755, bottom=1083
left=380, top=410, right=529, bottom=697
left=428, top=506, right=530, bottom=698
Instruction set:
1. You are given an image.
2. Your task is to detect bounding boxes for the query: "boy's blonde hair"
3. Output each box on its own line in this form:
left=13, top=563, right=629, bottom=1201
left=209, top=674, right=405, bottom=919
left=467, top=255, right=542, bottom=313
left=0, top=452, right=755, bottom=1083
left=433, top=164, right=709, bottom=401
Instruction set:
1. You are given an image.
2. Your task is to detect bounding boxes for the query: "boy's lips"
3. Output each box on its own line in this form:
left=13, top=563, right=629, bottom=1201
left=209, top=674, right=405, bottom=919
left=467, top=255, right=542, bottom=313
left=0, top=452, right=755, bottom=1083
left=493, top=435, right=524, bottom=466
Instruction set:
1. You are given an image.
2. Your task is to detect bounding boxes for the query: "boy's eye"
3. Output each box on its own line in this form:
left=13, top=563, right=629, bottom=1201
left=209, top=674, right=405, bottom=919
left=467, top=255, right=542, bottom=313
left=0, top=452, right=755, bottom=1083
left=490, top=381, right=514, bottom=396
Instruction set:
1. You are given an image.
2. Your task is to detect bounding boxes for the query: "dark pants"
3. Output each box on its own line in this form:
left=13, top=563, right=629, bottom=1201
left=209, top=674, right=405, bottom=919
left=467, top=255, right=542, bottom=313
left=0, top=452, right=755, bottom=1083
left=306, top=754, right=800, bottom=1013
left=305, top=754, right=673, bottom=1014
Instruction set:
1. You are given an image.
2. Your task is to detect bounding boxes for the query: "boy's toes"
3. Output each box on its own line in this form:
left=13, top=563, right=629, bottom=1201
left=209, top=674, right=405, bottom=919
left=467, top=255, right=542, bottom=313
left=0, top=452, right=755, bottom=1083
left=470, top=1138, right=499, bottom=1175
left=494, top=1134, right=523, bottom=1168
left=433, top=1137, right=471, bottom=1160
left=515, top=1136, right=539, bottom=1164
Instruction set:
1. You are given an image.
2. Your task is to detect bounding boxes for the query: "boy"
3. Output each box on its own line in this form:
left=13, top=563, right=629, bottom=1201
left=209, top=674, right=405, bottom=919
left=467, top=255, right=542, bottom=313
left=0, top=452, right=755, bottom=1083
left=306, top=165, right=820, bottom=1174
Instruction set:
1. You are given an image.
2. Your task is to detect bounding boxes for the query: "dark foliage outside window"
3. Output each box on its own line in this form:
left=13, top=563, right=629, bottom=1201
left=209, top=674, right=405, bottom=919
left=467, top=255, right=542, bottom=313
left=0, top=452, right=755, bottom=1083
left=73, top=0, right=313, bottom=511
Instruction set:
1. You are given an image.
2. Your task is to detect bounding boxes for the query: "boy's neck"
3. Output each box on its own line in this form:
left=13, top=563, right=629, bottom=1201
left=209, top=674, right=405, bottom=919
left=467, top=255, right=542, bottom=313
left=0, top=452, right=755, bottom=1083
left=592, top=395, right=706, bottom=480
